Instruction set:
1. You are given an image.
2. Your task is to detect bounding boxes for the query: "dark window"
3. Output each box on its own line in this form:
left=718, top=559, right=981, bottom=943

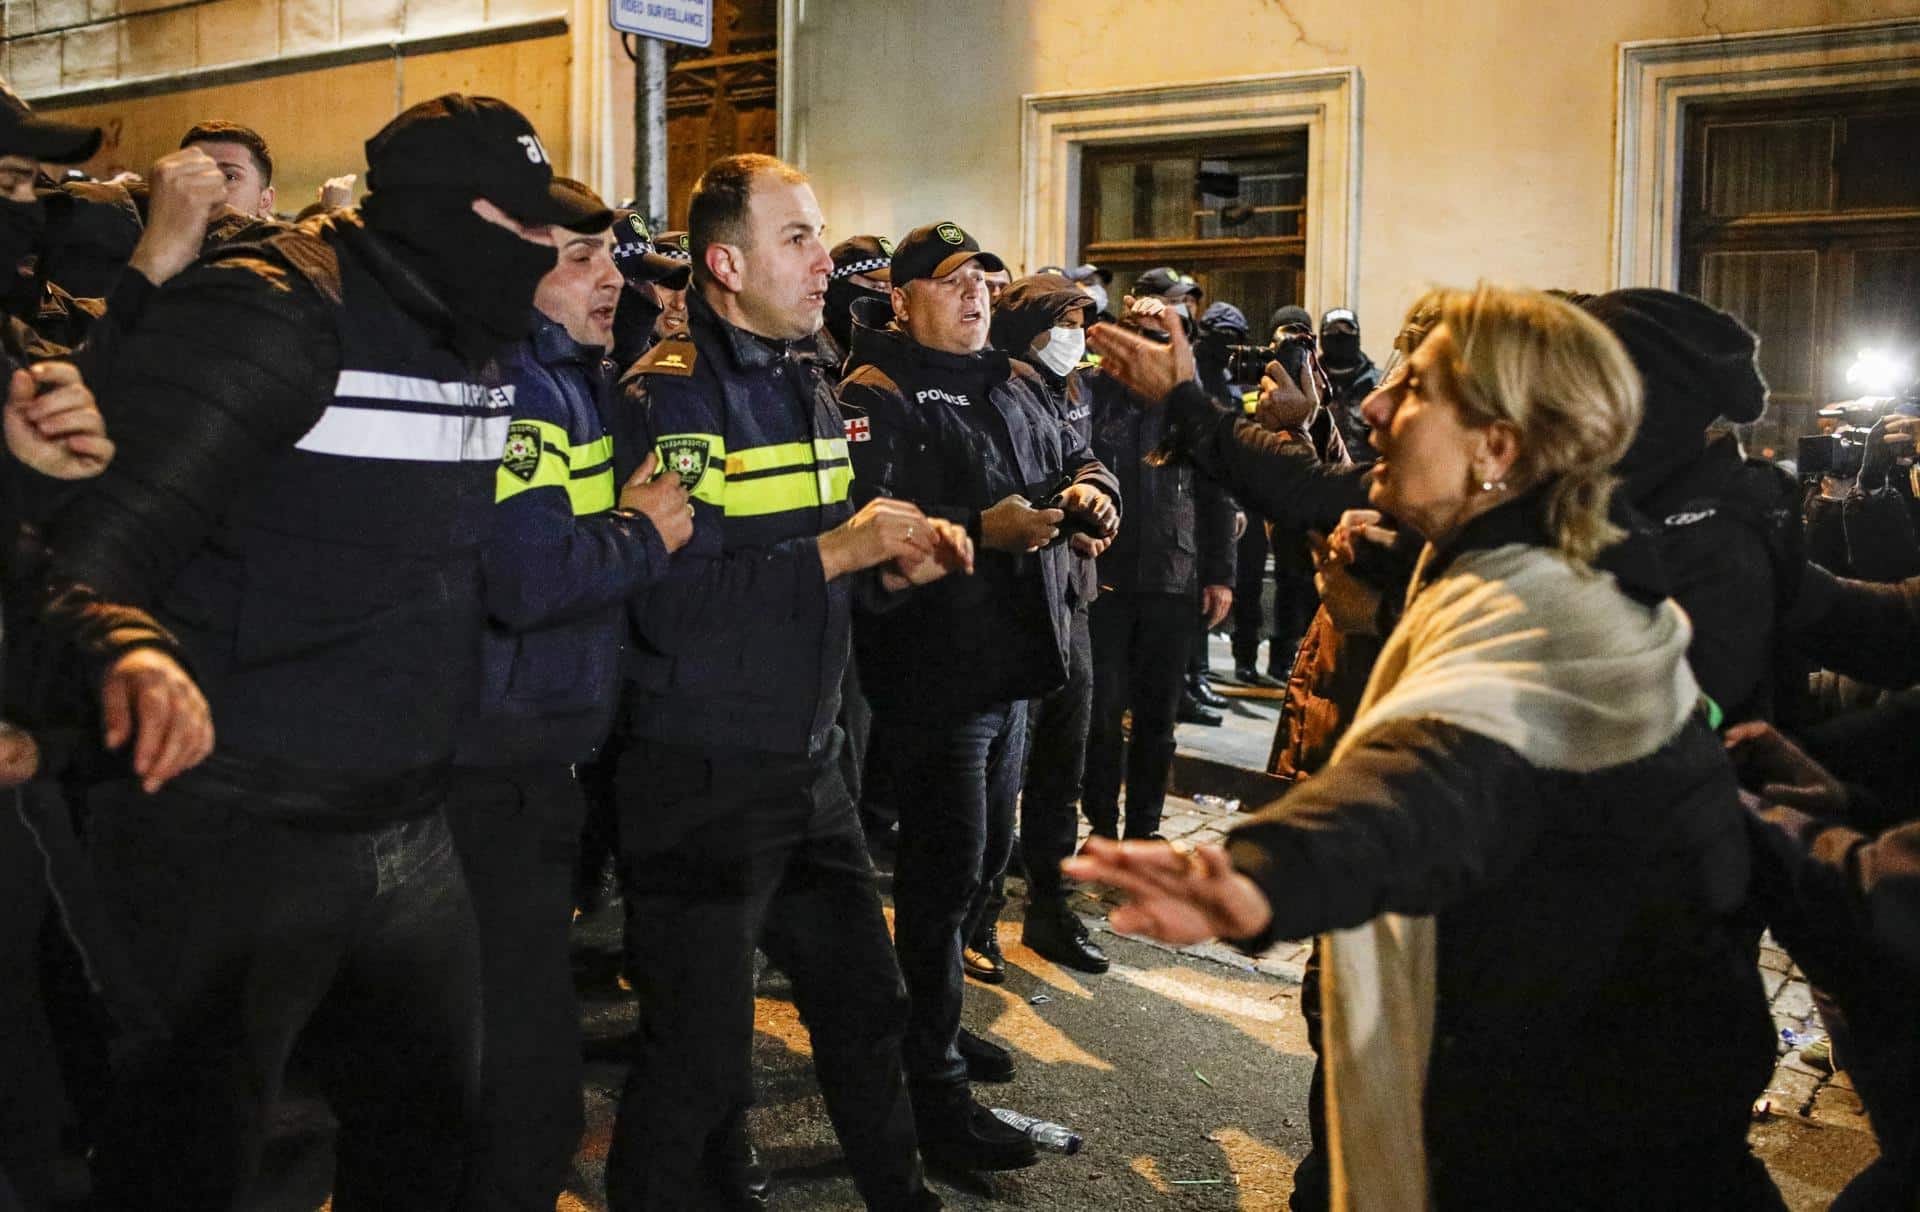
left=1681, top=87, right=1920, bottom=454
left=1079, top=133, right=1309, bottom=335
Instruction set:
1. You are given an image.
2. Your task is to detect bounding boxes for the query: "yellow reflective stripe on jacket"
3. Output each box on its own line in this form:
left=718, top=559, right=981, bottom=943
left=654, top=432, right=727, bottom=507
left=710, top=436, right=854, bottom=519
left=498, top=419, right=617, bottom=516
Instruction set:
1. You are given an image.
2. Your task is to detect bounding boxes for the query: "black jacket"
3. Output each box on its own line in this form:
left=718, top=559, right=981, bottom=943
left=1157, top=380, right=1371, bottom=535
left=1084, top=368, right=1235, bottom=596
left=1323, top=354, right=1380, bottom=465
left=45, top=211, right=508, bottom=816
left=838, top=316, right=1119, bottom=716
left=1225, top=502, right=1774, bottom=1183
left=1627, top=433, right=1800, bottom=725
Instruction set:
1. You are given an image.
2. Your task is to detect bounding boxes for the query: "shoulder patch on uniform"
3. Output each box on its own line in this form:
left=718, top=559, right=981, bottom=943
left=635, top=337, right=698, bottom=377
left=845, top=415, right=871, bottom=442
left=659, top=435, right=712, bottom=487
left=501, top=421, right=543, bottom=482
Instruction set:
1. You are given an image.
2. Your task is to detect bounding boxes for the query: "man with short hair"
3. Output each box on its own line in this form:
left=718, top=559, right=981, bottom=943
left=605, top=153, right=961, bottom=1211
left=56, top=94, right=594, bottom=1207
left=450, top=177, right=692, bottom=1212
left=839, top=222, right=1119, bottom=1172
left=179, top=119, right=275, bottom=218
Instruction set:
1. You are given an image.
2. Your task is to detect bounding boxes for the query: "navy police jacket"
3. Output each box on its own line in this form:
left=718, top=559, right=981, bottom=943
left=460, top=312, right=669, bottom=768
left=837, top=316, right=1120, bottom=717
left=608, top=288, right=858, bottom=758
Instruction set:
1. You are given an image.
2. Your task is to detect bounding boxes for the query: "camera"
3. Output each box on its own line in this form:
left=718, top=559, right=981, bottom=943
left=1797, top=387, right=1920, bottom=481
left=1225, top=330, right=1315, bottom=386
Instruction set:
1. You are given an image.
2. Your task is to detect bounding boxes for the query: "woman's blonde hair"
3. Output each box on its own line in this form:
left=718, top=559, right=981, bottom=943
left=1409, top=283, right=1643, bottom=565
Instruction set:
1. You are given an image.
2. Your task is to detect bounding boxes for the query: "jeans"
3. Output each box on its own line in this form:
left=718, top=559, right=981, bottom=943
left=607, top=739, right=925, bottom=1210
left=882, top=702, right=1027, bottom=1091
left=446, top=764, right=588, bottom=1212
left=87, top=786, right=482, bottom=1211
left=1086, top=593, right=1195, bottom=839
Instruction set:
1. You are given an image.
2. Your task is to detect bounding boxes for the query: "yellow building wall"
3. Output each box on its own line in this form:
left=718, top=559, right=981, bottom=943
left=29, top=33, right=574, bottom=214
left=786, top=0, right=1920, bottom=334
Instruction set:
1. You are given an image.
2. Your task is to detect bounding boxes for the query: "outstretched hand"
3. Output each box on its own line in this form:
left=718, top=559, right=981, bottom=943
left=1085, top=316, right=1195, bottom=408
left=1725, top=721, right=1848, bottom=816
left=1061, top=835, right=1272, bottom=945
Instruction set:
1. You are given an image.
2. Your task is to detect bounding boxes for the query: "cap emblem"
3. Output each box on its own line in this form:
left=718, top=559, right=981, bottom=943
left=935, top=223, right=964, bottom=246
left=628, top=213, right=649, bottom=238
left=878, top=236, right=894, bottom=255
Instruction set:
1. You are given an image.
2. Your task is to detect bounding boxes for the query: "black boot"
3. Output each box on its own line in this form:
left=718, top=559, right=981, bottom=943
left=1188, top=673, right=1229, bottom=709
left=1022, top=900, right=1109, bottom=974
left=913, top=1085, right=1039, bottom=1173
left=705, top=1120, right=772, bottom=1210
left=957, top=1026, right=1015, bottom=1083
left=1176, top=689, right=1223, bottom=726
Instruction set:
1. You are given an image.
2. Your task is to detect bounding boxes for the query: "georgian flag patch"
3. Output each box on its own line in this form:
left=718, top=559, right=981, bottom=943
left=845, top=416, right=871, bottom=442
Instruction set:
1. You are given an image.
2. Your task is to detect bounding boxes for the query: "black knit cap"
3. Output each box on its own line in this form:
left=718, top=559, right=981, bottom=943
left=1580, top=288, right=1768, bottom=426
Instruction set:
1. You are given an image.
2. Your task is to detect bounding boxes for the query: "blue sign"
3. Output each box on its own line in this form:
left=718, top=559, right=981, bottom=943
left=610, top=0, right=713, bottom=49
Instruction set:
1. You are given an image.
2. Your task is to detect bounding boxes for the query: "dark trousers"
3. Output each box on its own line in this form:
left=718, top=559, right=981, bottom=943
left=0, top=803, right=57, bottom=1212
left=882, top=702, right=1026, bottom=1091
left=88, top=786, right=481, bottom=1211
left=1017, top=609, right=1092, bottom=903
left=1231, top=512, right=1277, bottom=668
left=1086, top=592, right=1195, bottom=839
left=607, top=739, right=925, bottom=1210
left=446, top=764, right=588, bottom=1212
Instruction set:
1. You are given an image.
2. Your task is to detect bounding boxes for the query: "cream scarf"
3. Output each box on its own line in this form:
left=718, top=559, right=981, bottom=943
left=1318, top=541, right=1699, bottom=1211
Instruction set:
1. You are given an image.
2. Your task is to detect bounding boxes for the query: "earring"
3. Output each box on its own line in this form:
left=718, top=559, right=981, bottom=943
left=1479, top=476, right=1507, bottom=493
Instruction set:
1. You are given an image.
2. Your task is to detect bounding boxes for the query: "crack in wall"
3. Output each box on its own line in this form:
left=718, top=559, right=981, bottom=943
left=1265, top=0, right=1345, bottom=56
left=1700, top=0, right=1729, bottom=38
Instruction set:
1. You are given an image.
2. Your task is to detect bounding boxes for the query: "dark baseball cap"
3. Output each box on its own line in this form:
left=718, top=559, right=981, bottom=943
left=1133, top=266, right=1199, bottom=300
left=549, top=176, right=614, bottom=233
left=612, top=209, right=691, bottom=290
left=831, top=234, right=892, bottom=283
left=1322, top=306, right=1359, bottom=331
left=652, top=229, right=692, bottom=263
left=1038, top=262, right=1113, bottom=287
left=1271, top=304, right=1314, bottom=332
left=890, top=221, right=1005, bottom=286
left=1201, top=301, right=1249, bottom=337
left=0, top=79, right=101, bottom=164
left=364, top=94, right=602, bottom=229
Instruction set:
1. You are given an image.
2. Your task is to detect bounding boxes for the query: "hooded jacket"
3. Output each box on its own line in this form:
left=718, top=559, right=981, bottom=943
left=990, top=275, right=1100, bottom=607
left=838, top=309, right=1119, bottom=716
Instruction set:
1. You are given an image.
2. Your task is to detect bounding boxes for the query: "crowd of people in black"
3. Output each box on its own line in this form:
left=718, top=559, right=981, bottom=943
left=1, top=80, right=1918, bottom=1212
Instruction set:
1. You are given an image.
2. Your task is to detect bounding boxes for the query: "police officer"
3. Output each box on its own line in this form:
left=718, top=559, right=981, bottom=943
left=608, top=208, right=692, bottom=368
left=820, top=234, right=892, bottom=372
left=604, top=153, right=964, bottom=1211
left=48, top=94, right=580, bottom=1206
left=983, top=272, right=1112, bottom=973
left=839, top=222, right=1119, bottom=1170
left=448, top=178, right=693, bottom=1212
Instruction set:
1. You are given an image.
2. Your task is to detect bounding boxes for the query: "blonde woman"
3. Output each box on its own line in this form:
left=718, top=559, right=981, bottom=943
left=1076, top=285, right=1782, bottom=1211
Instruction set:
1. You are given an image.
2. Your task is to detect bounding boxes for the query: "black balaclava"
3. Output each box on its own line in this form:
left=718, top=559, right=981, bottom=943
left=825, top=275, right=887, bottom=352
left=1321, top=323, right=1362, bottom=374
left=612, top=283, right=664, bottom=368
left=0, top=196, right=47, bottom=318
left=361, top=188, right=556, bottom=365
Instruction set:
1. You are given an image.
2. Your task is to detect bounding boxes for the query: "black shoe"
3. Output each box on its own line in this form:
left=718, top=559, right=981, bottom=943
left=963, top=921, right=1006, bottom=984
left=1234, top=664, right=1285, bottom=689
left=957, top=1027, right=1016, bottom=1082
left=1188, top=674, right=1230, bottom=708
left=705, top=1123, right=773, bottom=1210
left=1023, top=900, right=1109, bottom=974
left=914, top=1088, right=1039, bottom=1173
left=1176, top=692, right=1224, bottom=726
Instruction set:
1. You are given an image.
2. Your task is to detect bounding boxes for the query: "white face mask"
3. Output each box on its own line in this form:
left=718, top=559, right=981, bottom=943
left=1035, top=325, right=1087, bottom=376
left=1083, top=283, right=1109, bottom=314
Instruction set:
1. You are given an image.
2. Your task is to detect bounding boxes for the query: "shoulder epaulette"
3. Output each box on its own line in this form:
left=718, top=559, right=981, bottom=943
left=632, top=335, right=698, bottom=377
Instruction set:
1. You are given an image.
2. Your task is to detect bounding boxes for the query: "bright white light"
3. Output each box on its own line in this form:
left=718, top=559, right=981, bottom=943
left=1846, top=348, right=1912, bottom=396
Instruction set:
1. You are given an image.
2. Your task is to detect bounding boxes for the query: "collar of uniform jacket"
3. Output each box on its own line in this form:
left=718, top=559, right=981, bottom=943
left=688, top=284, right=798, bottom=372
left=528, top=308, right=605, bottom=368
